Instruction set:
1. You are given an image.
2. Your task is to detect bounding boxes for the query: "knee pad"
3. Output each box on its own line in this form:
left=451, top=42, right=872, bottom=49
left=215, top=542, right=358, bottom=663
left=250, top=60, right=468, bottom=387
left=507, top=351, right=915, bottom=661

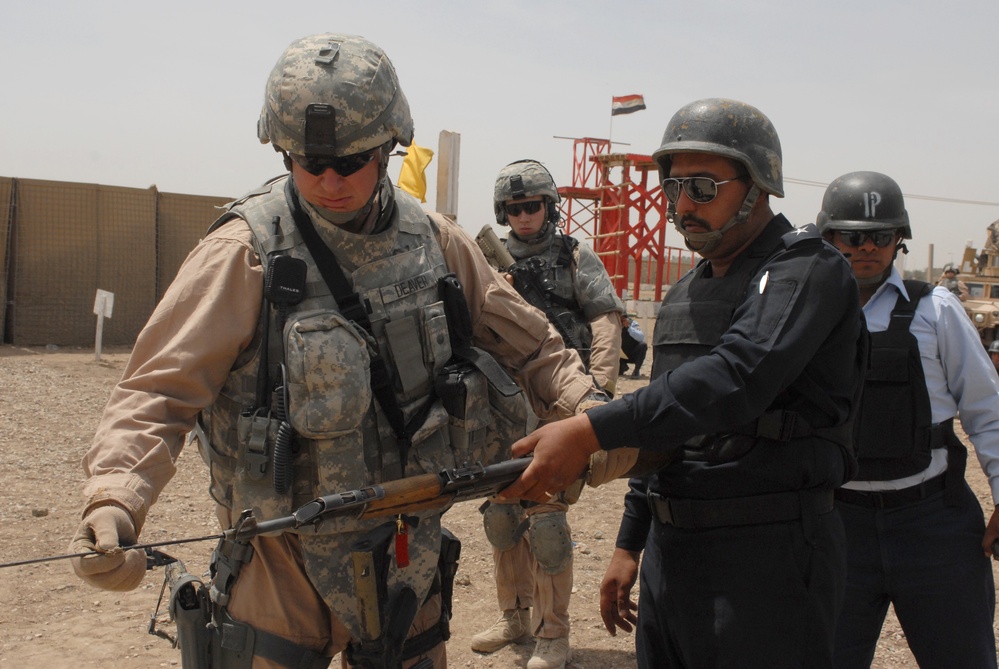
left=528, top=512, right=573, bottom=575
left=482, top=502, right=527, bottom=551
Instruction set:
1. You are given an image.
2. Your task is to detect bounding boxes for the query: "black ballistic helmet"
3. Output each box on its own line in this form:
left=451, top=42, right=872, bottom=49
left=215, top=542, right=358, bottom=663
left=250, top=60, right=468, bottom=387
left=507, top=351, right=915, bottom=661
left=816, top=171, right=912, bottom=239
left=652, top=98, right=784, bottom=197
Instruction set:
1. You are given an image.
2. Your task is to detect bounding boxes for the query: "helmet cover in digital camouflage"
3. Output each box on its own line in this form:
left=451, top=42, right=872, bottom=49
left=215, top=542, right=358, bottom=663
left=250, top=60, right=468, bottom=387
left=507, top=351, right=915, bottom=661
left=493, top=160, right=561, bottom=226
left=816, top=171, right=911, bottom=239
left=652, top=98, right=784, bottom=197
left=258, top=33, right=414, bottom=158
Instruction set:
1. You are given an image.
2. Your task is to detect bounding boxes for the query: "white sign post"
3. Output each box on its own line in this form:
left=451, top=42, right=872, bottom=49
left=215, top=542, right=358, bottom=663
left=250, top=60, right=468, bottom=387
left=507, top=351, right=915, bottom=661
left=93, top=289, right=115, bottom=362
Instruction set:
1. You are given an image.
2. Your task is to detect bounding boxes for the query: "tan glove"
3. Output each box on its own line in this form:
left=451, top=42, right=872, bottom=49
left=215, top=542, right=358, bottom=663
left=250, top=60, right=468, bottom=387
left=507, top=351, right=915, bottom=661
left=586, top=448, right=640, bottom=488
left=69, top=504, right=146, bottom=591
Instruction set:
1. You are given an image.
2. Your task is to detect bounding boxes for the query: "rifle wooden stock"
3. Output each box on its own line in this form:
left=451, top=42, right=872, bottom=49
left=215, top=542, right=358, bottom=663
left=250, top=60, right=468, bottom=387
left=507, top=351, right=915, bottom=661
left=238, top=458, right=532, bottom=538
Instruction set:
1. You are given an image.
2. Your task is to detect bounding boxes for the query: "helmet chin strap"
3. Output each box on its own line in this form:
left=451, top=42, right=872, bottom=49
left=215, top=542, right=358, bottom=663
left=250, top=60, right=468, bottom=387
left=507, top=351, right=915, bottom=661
left=669, top=184, right=760, bottom=255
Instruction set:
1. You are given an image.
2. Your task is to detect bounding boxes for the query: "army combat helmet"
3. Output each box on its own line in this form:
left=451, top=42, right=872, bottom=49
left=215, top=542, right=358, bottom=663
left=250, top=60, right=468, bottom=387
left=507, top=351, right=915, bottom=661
left=816, top=171, right=911, bottom=239
left=258, top=33, right=414, bottom=160
left=493, top=159, right=562, bottom=235
left=652, top=98, right=782, bottom=253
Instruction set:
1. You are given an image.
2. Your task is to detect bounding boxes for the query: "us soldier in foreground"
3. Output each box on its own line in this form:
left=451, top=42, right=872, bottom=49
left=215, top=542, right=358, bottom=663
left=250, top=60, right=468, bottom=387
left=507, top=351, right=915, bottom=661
left=818, top=171, right=999, bottom=669
left=502, top=98, right=867, bottom=669
left=471, top=160, right=623, bottom=669
left=68, top=33, right=606, bottom=669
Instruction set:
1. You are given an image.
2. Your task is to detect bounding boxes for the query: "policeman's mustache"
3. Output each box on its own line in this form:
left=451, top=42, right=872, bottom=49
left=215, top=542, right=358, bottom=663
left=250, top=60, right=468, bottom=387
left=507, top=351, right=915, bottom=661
left=679, top=214, right=712, bottom=230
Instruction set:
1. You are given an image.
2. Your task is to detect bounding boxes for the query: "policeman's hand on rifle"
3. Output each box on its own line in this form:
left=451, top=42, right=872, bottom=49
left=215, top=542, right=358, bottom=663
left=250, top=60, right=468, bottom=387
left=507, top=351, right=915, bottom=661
left=501, top=413, right=601, bottom=504
left=69, top=503, right=147, bottom=591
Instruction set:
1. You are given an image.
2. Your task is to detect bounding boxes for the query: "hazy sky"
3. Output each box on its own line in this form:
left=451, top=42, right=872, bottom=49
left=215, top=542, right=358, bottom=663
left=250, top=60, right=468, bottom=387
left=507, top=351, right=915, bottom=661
left=2, top=1, right=997, bottom=273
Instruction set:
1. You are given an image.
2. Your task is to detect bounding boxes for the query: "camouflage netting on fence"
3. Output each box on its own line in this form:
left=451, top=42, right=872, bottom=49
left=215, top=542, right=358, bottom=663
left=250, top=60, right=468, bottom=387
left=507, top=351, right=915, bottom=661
left=1, top=176, right=230, bottom=346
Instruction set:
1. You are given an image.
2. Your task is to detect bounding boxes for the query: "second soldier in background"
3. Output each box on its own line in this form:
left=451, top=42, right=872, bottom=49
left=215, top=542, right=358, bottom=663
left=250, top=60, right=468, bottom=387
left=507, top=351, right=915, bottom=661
left=473, top=159, right=623, bottom=669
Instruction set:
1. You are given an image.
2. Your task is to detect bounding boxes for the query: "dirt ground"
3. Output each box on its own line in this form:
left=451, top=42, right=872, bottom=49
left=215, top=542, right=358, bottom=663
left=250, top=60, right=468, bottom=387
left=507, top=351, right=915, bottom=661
left=1, top=344, right=997, bottom=669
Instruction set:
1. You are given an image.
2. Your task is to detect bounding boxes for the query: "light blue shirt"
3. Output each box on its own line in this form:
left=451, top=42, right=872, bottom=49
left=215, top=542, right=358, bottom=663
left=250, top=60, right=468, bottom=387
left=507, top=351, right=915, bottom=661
left=843, top=267, right=999, bottom=503
left=627, top=320, right=645, bottom=344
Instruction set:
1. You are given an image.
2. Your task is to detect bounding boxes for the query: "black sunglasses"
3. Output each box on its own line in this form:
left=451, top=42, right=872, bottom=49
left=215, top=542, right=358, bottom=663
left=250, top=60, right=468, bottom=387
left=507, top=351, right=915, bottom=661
left=290, top=149, right=376, bottom=177
left=834, top=230, right=897, bottom=248
left=504, top=201, right=545, bottom=217
left=662, top=176, right=744, bottom=204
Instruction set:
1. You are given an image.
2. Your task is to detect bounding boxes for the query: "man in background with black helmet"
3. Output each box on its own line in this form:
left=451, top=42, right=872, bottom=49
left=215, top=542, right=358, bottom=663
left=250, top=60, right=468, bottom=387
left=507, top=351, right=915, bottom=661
left=502, top=98, right=867, bottom=668
left=817, top=171, right=999, bottom=669
left=67, top=33, right=606, bottom=669
left=470, top=160, right=623, bottom=669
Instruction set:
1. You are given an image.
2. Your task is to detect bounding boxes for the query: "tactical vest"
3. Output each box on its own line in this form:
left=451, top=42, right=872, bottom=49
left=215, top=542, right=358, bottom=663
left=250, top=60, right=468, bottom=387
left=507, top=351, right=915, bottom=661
left=196, top=177, right=533, bottom=638
left=506, top=231, right=593, bottom=362
left=650, top=223, right=856, bottom=462
left=855, top=280, right=953, bottom=480
left=199, top=177, right=529, bottom=534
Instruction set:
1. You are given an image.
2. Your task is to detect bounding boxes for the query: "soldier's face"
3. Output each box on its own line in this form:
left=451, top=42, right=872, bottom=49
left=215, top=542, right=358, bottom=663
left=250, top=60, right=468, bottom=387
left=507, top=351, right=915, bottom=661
left=291, top=156, right=380, bottom=219
left=504, top=196, right=547, bottom=238
left=826, top=229, right=900, bottom=283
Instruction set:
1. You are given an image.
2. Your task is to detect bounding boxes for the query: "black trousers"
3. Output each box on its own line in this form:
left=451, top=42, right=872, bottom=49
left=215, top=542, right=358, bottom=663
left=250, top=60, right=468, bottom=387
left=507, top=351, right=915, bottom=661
left=636, top=509, right=846, bottom=669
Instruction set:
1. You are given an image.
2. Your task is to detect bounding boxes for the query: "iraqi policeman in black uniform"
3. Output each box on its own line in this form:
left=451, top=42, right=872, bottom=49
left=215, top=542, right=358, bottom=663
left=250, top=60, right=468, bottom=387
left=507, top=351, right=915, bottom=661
left=501, top=98, right=868, bottom=669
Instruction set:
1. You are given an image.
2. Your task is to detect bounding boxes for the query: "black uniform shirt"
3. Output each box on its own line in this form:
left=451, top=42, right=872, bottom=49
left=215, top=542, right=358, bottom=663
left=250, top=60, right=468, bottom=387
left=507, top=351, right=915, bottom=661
left=589, top=215, right=864, bottom=504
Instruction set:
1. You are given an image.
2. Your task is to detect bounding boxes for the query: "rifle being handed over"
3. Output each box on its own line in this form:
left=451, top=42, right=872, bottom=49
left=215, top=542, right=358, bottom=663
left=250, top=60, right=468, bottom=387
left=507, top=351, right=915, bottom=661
left=0, top=457, right=534, bottom=568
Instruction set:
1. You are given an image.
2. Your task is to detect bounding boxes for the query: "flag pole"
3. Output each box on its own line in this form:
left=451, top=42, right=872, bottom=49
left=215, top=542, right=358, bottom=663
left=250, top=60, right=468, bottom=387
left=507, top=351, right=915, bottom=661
left=609, top=97, right=614, bottom=147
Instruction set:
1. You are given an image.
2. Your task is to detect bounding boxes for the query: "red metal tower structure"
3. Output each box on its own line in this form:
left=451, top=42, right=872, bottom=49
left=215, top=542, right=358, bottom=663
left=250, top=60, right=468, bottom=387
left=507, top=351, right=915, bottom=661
left=558, top=137, right=693, bottom=303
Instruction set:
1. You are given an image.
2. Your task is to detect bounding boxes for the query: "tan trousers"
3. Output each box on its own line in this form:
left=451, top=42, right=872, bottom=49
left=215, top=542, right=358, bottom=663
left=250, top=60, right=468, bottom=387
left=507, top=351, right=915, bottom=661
left=223, top=526, right=447, bottom=669
left=490, top=502, right=573, bottom=639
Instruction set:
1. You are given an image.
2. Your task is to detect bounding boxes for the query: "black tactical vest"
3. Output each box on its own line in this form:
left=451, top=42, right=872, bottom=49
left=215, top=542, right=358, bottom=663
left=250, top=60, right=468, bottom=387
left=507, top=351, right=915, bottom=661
left=855, top=281, right=950, bottom=480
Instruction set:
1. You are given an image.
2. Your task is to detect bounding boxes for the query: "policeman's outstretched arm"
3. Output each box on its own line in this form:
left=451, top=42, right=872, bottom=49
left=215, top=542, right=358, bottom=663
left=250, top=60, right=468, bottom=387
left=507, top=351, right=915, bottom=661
left=599, top=547, right=640, bottom=636
left=500, top=413, right=601, bottom=503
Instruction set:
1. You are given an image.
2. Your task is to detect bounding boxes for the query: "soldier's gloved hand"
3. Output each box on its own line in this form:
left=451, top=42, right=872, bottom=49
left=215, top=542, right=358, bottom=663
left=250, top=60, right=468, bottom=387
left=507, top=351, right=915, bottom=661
left=69, top=504, right=146, bottom=591
left=586, top=448, right=639, bottom=488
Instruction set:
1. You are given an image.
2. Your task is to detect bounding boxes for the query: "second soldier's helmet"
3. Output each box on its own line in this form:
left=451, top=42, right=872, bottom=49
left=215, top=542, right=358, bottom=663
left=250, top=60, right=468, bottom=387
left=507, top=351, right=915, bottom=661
left=493, top=160, right=561, bottom=226
left=652, top=98, right=784, bottom=197
left=989, top=340, right=999, bottom=354
left=258, top=33, right=414, bottom=158
left=816, top=171, right=911, bottom=239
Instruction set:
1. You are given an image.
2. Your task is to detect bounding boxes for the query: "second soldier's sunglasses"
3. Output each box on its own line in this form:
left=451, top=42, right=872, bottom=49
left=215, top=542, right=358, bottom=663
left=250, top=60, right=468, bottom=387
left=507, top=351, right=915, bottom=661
left=290, top=149, right=376, bottom=177
left=504, top=201, right=545, bottom=217
left=834, top=230, right=897, bottom=248
left=661, top=176, right=744, bottom=204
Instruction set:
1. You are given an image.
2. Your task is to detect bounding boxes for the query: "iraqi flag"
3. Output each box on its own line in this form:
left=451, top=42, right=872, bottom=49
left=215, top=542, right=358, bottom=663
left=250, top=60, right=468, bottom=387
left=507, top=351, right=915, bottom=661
left=611, top=94, right=646, bottom=116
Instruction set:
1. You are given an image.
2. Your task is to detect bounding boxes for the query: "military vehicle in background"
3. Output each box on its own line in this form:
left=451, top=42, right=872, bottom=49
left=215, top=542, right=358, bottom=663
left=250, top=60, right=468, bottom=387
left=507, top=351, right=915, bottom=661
left=952, top=219, right=999, bottom=348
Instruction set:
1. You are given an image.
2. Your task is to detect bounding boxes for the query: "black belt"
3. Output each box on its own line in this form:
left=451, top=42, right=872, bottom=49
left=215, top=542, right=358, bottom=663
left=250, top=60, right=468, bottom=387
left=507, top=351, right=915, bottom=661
left=647, top=489, right=834, bottom=530
left=834, top=472, right=946, bottom=509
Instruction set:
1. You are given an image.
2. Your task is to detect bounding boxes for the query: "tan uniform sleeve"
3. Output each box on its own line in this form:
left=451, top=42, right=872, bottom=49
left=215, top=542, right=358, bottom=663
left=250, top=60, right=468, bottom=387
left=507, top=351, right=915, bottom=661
left=434, top=216, right=598, bottom=420
left=587, top=311, right=623, bottom=396
left=81, top=221, right=263, bottom=530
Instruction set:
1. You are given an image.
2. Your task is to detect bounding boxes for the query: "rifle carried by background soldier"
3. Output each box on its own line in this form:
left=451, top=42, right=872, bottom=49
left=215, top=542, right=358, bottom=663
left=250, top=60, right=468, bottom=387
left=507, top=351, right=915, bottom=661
left=475, top=225, right=588, bottom=355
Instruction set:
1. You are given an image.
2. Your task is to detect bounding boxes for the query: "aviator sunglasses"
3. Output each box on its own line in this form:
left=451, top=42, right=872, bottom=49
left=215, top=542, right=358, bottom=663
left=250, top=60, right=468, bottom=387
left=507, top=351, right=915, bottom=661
left=504, top=200, right=545, bottom=217
left=290, top=149, right=376, bottom=177
left=833, top=230, right=897, bottom=248
left=661, top=176, right=744, bottom=204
